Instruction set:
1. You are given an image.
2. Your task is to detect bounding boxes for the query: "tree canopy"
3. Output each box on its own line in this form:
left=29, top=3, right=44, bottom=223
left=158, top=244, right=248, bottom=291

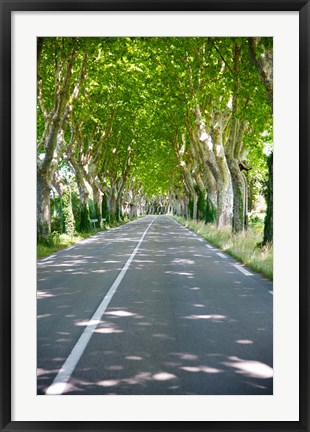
left=37, top=36, right=273, bottom=240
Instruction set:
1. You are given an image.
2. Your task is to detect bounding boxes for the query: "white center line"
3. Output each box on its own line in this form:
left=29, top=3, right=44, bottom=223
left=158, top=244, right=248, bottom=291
left=217, top=252, right=227, bottom=259
left=234, top=264, right=253, bottom=276
left=45, top=217, right=156, bottom=396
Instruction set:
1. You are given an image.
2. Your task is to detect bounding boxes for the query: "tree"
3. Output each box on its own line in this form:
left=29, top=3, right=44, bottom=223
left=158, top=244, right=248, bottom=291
left=248, top=37, right=273, bottom=244
left=37, top=38, right=87, bottom=238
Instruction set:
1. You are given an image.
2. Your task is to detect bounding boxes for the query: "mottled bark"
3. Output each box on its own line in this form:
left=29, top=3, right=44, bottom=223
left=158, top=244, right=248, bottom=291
left=248, top=38, right=273, bottom=109
left=216, top=179, right=233, bottom=228
left=228, top=157, right=246, bottom=233
left=93, top=186, right=102, bottom=225
left=37, top=48, right=87, bottom=238
left=37, top=175, right=51, bottom=238
left=197, top=108, right=233, bottom=229
left=174, top=134, right=198, bottom=221
left=108, top=188, right=117, bottom=221
left=70, top=159, right=89, bottom=206
left=116, top=195, right=123, bottom=221
left=187, top=115, right=218, bottom=219
left=52, top=172, right=65, bottom=232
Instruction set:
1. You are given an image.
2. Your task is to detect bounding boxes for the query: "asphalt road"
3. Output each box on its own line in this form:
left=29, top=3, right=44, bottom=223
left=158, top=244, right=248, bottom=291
left=37, top=215, right=273, bottom=395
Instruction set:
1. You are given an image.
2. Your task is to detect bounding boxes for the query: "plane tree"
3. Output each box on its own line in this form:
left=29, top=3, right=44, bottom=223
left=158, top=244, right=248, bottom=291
left=248, top=37, right=273, bottom=244
left=37, top=37, right=87, bottom=237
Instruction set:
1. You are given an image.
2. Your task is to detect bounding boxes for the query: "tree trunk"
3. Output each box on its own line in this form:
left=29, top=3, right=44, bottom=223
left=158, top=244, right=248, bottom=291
left=116, top=195, right=122, bottom=221
left=243, top=173, right=249, bottom=230
left=213, top=131, right=233, bottom=229
left=37, top=173, right=51, bottom=238
left=109, top=189, right=117, bottom=221
left=217, top=179, right=233, bottom=229
left=93, top=187, right=102, bottom=226
left=52, top=172, right=65, bottom=233
left=248, top=38, right=273, bottom=109
left=263, top=152, right=273, bottom=244
left=183, top=195, right=189, bottom=219
left=193, top=193, right=198, bottom=220
left=228, top=157, right=247, bottom=233
left=206, top=191, right=217, bottom=223
left=193, top=105, right=233, bottom=228
left=102, top=194, right=109, bottom=222
left=69, top=161, right=90, bottom=232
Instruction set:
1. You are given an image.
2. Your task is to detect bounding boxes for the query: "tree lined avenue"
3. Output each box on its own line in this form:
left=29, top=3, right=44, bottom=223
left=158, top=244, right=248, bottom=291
left=37, top=37, right=273, bottom=395
left=37, top=37, right=273, bottom=242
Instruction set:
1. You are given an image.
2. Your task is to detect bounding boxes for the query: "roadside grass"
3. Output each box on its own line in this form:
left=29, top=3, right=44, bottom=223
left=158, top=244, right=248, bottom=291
left=37, top=218, right=135, bottom=259
left=173, top=216, right=273, bottom=280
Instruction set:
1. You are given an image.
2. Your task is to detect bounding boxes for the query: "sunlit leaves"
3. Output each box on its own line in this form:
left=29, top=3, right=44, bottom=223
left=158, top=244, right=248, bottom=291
left=37, top=36, right=272, bottom=207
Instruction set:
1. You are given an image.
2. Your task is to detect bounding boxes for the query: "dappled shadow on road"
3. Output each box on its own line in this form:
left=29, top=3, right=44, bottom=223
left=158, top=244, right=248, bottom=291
left=37, top=217, right=273, bottom=396
left=40, top=296, right=272, bottom=395
left=37, top=227, right=149, bottom=394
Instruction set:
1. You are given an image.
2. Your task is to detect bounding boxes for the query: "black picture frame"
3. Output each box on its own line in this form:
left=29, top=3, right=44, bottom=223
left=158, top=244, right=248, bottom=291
left=1, top=0, right=309, bottom=431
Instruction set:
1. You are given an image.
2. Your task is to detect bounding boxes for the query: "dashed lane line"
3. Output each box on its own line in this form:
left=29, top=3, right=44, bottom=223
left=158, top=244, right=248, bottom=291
left=234, top=264, right=253, bottom=276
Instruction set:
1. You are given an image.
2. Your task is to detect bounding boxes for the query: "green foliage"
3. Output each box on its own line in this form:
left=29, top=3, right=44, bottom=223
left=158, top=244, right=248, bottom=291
left=62, top=189, right=75, bottom=237
left=248, top=214, right=265, bottom=231
left=51, top=215, right=63, bottom=233
left=93, top=200, right=101, bottom=226
left=37, top=219, right=138, bottom=258
left=71, top=191, right=82, bottom=231
left=205, top=196, right=217, bottom=224
left=102, top=195, right=109, bottom=222
left=88, top=199, right=96, bottom=219
left=174, top=216, right=272, bottom=280
left=37, top=222, right=51, bottom=243
left=50, top=196, right=64, bottom=233
left=37, top=36, right=273, bottom=238
left=80, top=203, right=91, bottom=232
left=188, top=198, right=194, bottom=219
left=197, top=188, right=206, bottom=221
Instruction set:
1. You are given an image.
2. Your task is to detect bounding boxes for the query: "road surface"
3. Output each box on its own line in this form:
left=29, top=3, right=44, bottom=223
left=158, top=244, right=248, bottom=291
left=37, top=215, right=273, bottom=395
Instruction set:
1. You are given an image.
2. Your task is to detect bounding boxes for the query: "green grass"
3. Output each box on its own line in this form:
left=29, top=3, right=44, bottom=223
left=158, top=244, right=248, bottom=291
left=173, top=216, right=273, bottom=280
left=37, top=218, right=135, bottom=259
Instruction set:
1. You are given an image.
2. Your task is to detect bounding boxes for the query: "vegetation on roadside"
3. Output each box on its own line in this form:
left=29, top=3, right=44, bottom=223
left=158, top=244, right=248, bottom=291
left=37, top=217, right=135, bottom=259
left=173, top=216, right=273, bottom=280
left=37, top=37, right=273, bottom=247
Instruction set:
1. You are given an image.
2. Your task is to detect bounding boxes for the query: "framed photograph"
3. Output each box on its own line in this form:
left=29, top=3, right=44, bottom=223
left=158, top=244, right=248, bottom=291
left=1, top=0, right=309, bottom=430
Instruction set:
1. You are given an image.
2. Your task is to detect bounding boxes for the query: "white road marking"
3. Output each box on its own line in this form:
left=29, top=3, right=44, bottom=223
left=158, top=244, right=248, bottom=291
left=206, top=245, right=213, bottom=249
left=234, top=264, right=253, bottom=276
left=217, top=252, right=227, bottom=259
left=39, top=254, right=56, bottom=263
left=45, top=217, right=156, bottom=396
